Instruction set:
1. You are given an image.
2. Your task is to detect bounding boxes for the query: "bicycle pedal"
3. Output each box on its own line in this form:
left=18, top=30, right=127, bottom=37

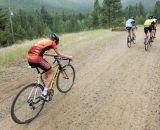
left=48, top=89, right=54, bottom=96
left=40, top=94, right=52, bottom=102
left=45, top=90, right=54, bottom=102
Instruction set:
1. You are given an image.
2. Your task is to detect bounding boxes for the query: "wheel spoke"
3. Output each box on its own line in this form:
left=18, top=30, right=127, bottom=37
left=11, top=84, right=45, bottom=124
left=56, top=65, right=75, bottom=93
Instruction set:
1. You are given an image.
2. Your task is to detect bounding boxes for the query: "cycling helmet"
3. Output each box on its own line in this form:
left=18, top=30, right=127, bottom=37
left=153, top=16, right=156, bottom=19
left=50, top=33, right=59, bottom=45
left=148, top=16, right=153, bottom=19
left=131, top=16, right=135, bottom=20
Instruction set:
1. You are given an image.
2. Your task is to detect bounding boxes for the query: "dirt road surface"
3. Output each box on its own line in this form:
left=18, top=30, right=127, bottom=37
left=0, top=28, right=160, bottom=130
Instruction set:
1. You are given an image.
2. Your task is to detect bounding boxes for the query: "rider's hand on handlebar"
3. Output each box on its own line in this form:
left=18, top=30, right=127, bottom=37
left=136, top=26, right=138, bottom=30
left=68, top=56, right=73, bottom=60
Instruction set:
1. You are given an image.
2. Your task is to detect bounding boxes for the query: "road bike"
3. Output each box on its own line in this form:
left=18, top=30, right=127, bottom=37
left=11, top=55, right=75, bottom=124
left=127, top=35, right=136, bottom=48
left=144, top=35, right=153, bottom=51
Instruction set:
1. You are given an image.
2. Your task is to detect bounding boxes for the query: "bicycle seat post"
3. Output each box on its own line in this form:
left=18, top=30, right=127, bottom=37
left=35, top=68, right=41, bottom=85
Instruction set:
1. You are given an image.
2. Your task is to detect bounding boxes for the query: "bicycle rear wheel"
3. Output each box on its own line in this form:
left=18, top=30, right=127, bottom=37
left=127, top=36, right=131, bottom=48
left=145, top=41, right=149, bottom=51
left=56, top=64, right=75, bottom=93
left=11, top=83, right=45, bottom=124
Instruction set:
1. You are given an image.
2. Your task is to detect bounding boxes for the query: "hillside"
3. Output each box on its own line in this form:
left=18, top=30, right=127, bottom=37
left=122, top=0, right=157, bottom=8
left=0, top=0, right=103, bottom=12
left=0, top=0, right=156, bottom=11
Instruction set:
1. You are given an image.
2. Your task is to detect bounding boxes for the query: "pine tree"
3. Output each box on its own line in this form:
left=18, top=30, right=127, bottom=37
left=153, top=1, right=160, bottom=18
left=41, top=6, right=53, bottom=29
left=84, top=14, right=93, bottom=29
left=111, top=0, right=123, bottom=26
left=0, top=8, right=11, bottom=46
left=92, top=0, right=101, bottom=28
left=15, top=25, right=26, bottom=40
left=135, top=3, right=139, bottom=16
left=44, top=25, right=51, bottom=36
left=26, top=14, right=35, bottom=39
left=69, top=14, right=77, bottom=32
left=139, top=2, right=145, bottom=16
left=100, top=0, right=110, bottom=27
left=33, top=10, right=45, bottom=37
left=128, top=5, right=134, bottom=17
left=125, top=2, right=146, bottom=24
left=100, top=0, right=122, bottom=28
left=53, top=12, right=60, bottom=33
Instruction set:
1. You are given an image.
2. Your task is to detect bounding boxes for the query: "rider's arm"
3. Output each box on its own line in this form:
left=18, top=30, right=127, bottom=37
left=54, top=49, right=72, bottom=60
left=133, top=21, right=138, bottom=29
left=135, top=25, right=138, bottom=29
left=151, top=21, right=155, bottom=26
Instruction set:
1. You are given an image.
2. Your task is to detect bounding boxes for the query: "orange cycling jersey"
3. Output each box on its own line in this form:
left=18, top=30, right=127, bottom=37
left=28, top=38, right=57, bottom=56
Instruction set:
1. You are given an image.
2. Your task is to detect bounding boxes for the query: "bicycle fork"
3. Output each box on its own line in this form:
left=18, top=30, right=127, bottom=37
left=61, top=70, right=69, bottom=79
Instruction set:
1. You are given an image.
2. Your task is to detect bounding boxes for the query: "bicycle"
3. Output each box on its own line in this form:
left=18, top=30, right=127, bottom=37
left=144, top=35, right=153, bottom=51
left=152, top=29, right=156, bottom=39
left=127, top=35, right=136, bottom=48
left=11, top=55, right=75, bottom=124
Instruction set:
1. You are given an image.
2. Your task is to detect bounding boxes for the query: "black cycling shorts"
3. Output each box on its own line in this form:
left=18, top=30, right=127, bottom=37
left=28, top=56, right=52, bottom=72
left=152, top=25, right=156, bottom=31
left=144, top=27, right=152, bottom=34
left=126, top=27, right=132, bottom=31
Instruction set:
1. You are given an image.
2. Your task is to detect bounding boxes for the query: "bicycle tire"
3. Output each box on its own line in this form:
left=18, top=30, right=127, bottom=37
left=145, top=41, right=149, bottom=51
left=56, top=64, right=75, bottom=93
left=127, top=37, right=131, bottom=48
left=11, top=83, right=45, bottom=124
left=132, top=36, right=136, bottom=44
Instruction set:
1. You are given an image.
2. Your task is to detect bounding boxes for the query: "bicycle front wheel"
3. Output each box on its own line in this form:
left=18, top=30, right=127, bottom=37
left=56, top=64, right=75, bottom=93
left=132, top=36, right=136, bottom=44
left=127, top=37, right=131, bottom=48
left=145, top=41, right=149, bottom=51
left=11, top=83, right=45, bottom=124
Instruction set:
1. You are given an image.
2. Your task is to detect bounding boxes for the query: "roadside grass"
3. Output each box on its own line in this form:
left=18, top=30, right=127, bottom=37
left=0, top=39, right=40, bottom=65
left=0, top=29, right=123, bottom=66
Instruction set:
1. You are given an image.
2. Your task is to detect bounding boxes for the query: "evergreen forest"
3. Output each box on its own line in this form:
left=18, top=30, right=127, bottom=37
left=0, top=0, right=160, bottom=46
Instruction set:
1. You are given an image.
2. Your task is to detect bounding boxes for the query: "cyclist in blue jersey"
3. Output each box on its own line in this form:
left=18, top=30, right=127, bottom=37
left=125, top=17, right=137, bottom=40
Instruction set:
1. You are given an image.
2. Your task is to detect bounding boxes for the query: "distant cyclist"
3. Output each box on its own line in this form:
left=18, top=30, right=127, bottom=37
left=152, top=16, right=158, bottom=38
left=144, top=16, right=155, bottom=42
left=125, top=17, right=137, bottom=40
left=27, top=33, right=72, bottom=101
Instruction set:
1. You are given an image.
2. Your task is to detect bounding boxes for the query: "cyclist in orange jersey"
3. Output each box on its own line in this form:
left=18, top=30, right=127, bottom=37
left=27, top=33, right=72, bottom=101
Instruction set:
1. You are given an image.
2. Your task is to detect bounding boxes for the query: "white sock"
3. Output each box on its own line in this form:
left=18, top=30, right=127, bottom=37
left=42, top=87, right=48, bottom=96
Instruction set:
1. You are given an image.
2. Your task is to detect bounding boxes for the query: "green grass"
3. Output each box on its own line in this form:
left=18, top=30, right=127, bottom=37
left=0, top=40, right=39, bottom=65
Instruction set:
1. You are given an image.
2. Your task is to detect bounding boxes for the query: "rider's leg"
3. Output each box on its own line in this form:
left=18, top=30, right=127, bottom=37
left=149, top=31, right=154, bottom=42
left=154, top=27, right=157, bottom=38
left=38, top=58, right=54, bottom=97
left=154, top=30, right=156, bottom=38
left=128, top=29, right=131, bottom=38
left=153, top=28, right=156, bottom=38
left=44, top=69, right=54, bottom=89
left=152, top=25, right=156, bottom=38
left=42, top=69, right=54, bottom=99
left=144, top=28, right=148, bottom=39
left=144, top=27, right=148, bottom=44
left=132, top=29, right=135, bottom=39
left=150, top=29, right=153, bottom=42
